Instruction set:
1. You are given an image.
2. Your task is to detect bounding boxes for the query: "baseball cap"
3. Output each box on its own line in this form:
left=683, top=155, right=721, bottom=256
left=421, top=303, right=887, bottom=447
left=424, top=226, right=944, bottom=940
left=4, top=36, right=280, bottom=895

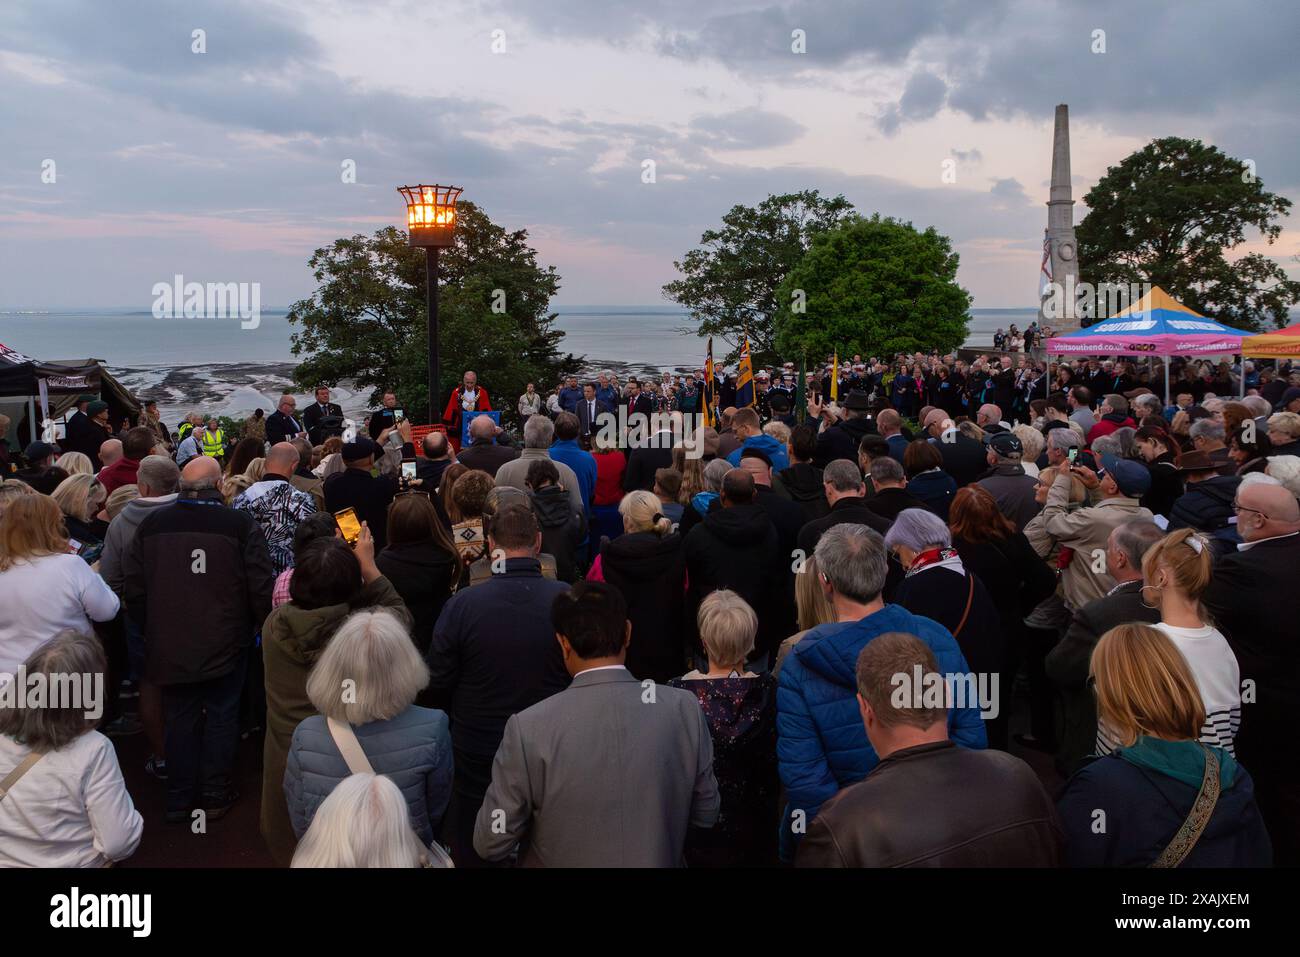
left=86, top=400, right=109, bottom=415
left=341, top=436, right=380, bottom=462
left=987, top=432, right=1023, bottom=456
left=24, top=441, right=58, bottom=462
left=1099, top=453, right=1152, bottom=497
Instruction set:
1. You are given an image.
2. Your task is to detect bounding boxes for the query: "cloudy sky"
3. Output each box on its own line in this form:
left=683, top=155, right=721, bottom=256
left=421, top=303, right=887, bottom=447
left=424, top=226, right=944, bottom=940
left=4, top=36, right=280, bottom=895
left=1, top=0, right=1297, bottom=310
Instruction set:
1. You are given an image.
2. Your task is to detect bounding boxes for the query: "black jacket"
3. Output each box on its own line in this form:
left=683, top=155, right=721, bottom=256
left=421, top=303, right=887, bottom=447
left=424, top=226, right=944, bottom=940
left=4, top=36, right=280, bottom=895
left=415, top=456, right=453, bottom=493
left=623, top=443, right=674, bottom=493
left=798, top=741, right=1062, bottom=867
left=864, top=486, right=925, bottom=522
left=600, top=531, right=688, bottom=684
left=302, top=401, right=343, bottom=446
left=266, top=409, right=306, bottom=446
left=777, top=462, right=829, bottom=522
left=1045, top=580, right=1159, bottom=774
left=684, top=503, right=787, bottom=659
left=1204, top=533, right=1300, bottom=862
left=754, top=485, right=805, bottom=559
left=934, top=432, right=989, bottom=487
left=123, top=489, right=274, bottom=685
left=455, top=438, right=519, bottom=478
left=1141, top=455, right=1184, bottom=518
left=1168, top=474, right=1241, bottom=544
left=893, top=565, right=1003, bottom=679
left=796, top=496, right=891, bottom=557
left=812, top=415, right=875, bottom=469
left=375, top=540, right=459, bottom=655
left=530, top=485, right=585, bottom=582
left=323, top=466, right=400, bottom=550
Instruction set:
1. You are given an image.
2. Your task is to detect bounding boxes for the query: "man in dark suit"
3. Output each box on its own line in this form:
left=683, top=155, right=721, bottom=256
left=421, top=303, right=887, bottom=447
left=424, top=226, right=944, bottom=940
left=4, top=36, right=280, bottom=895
left=623, top=420, right=675, bottom=492
left=1045, top=520, right=1164, bottom=773
left=266, top=394, right=306, bottom=445
left=1203, top=482, right=1300, bottom=865
left=301, top=386, right=343, bottom=446
left=575, top=382, right=612, bottom=443
left=61, top=394, right=97, bottom=460
left=428, top=503, right=572, bottom=866
left=864, top=456, right=926, bottom=522
left=797, top=459, right=891, bottom=557
left=455, top=414, right=519, bottom=478
left=474, top=581, right=718, bottom=867
left=922, top=408, right=987, bottom=487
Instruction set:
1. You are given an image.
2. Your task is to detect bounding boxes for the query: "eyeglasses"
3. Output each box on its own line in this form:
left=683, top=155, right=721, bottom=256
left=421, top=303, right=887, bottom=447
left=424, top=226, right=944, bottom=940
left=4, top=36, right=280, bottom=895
left=1232, top=501, right=1268, bottom=520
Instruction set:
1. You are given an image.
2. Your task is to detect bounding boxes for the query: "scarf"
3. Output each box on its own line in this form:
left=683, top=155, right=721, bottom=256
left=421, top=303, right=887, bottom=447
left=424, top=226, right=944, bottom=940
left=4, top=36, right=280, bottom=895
left=1117, top=735, right=1237, bottom=789
left=906, top=546, right=964, bottom=577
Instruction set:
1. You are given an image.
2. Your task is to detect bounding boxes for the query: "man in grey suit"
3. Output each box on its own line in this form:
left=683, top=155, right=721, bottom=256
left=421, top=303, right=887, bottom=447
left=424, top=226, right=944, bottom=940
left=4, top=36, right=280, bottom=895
left=474, top=582, right=720, bottom=866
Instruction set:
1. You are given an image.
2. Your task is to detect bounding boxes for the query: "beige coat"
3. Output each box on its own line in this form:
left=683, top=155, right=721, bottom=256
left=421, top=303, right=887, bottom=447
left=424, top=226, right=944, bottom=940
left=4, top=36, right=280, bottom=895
left=1040, top=472, right=1152, bottom=610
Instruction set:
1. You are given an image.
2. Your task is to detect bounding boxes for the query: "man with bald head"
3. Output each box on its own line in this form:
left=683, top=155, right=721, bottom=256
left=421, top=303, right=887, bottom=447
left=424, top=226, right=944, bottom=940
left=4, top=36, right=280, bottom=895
left=443, top=369, right=493, bottom=442
left=98, top=438, right=124, bottom=472
left=231, top=442, right=317, bottom=573
left=1203, top=480, right=1300, bottom=863
left=123, top=447, right=274, bottom=823
left=739, top=447, right=804, bottom=559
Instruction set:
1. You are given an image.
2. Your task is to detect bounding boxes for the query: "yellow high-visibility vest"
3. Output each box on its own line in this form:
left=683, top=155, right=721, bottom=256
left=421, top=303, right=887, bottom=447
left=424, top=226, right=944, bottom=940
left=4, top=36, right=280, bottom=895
left=200, top=428, right=225, bottom=457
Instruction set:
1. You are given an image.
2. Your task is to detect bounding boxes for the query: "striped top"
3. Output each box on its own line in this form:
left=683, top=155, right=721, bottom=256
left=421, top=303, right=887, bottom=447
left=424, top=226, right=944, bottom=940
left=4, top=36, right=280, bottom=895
left=1096, top=621, right=1241, bottom=757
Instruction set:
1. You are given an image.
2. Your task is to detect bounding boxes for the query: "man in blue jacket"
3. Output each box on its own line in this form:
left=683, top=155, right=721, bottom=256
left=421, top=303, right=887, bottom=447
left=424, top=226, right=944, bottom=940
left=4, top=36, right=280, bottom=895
left=777, top=522, right=986, bottom=858
left=725, top=407, right=789, bottom=472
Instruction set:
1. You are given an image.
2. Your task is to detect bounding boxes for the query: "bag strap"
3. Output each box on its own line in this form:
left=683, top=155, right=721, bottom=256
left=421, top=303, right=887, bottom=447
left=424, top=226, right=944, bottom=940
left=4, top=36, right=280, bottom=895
left=1150, top=745, right=1222, bottom=868
left=0, top=752, right=43, bottom=801
left=951, top=574, right=976, bottom=639
left=326, top=717, right=374, bottom=775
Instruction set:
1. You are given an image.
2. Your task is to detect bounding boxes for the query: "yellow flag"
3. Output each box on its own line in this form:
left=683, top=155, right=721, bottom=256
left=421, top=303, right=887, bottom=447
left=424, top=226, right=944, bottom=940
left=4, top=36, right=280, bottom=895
left=830, top=351, right=839, bottom=402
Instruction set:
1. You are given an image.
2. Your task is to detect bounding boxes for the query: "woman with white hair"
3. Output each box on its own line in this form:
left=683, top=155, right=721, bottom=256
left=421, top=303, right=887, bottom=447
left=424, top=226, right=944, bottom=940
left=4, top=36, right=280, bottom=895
left=668, top=589, right=777, bottom=867
left=291, top=773, right=442, bottom=868
left=884, top=508, right=1003, bottom=683
left=0, top=631, right=142, bottom=867
left=1265, top=454, right=1300, bottom=500
left=1011, top=424, right=1043, bottom=478
left=284, top=608, right=451, bottom=853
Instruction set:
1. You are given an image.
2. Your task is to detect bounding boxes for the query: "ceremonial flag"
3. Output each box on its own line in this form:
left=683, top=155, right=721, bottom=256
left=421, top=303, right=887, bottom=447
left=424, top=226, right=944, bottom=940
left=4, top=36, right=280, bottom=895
left=703, top=337, right=715, bottom=427
left=735, top=335, right=755, bottom=409
left=830, top=350, right=839, bottom=402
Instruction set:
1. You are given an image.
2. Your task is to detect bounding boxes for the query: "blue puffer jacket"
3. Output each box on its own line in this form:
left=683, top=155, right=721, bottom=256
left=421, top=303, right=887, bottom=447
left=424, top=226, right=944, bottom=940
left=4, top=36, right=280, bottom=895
left=284, top=705, right=453, bottom=845
left=726, top=433, right=790, bottom=472
left=777, top=604, right=987, bottom=855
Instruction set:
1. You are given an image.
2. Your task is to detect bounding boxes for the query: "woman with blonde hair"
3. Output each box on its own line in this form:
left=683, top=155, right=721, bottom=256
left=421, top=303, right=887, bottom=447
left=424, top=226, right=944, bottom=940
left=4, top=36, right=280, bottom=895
left=668, top=589, right=777, bottom=867
left=1057, top=623, right=1270, bottom=867
left=585, top=489, right=686, bottom=682
left=291, top=773, right=440, bottom=868
left=0, top=478, right=35, bottom=520
left=672, top=445, right=707, bottom=505
left=103, top=484, right=140, bottom=522
left=0, top=495, right=119, bottom=675
left=773, top=554, right=834, bottom=676
left=51, top=473, right=108, bottom=545
left=312, top=436, right=345, bottom=480
left=1107, top=528, right=1241, bottom=756
left=284, top=609, right=452, bottom=852
left=54, top=451, right=93, bottom=476
left=0, top=631, right=143, bottom=867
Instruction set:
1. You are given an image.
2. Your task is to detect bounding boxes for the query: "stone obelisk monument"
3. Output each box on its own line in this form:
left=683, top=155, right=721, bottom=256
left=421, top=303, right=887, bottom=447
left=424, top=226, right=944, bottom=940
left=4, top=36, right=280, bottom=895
left=1041, top=103, right=1080, bottom=331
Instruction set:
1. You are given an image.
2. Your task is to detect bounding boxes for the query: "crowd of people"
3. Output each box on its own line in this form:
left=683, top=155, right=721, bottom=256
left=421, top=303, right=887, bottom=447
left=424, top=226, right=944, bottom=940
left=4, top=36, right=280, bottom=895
left=0, top=346, right=1297, bottom=869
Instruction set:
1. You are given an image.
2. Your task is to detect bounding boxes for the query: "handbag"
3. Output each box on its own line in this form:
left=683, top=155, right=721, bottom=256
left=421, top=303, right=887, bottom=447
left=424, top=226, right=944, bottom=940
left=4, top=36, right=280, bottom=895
left=1149, top=745, right=1221, bottom=868
left=325, top=718, right=454, bottom=869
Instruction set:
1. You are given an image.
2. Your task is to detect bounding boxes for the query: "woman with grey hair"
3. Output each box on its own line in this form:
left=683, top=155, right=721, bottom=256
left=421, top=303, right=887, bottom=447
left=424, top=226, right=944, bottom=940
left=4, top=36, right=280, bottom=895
left=668, top=589, right=777, bottom=867
left=0, top=631, right=142, bottom=867
left=291, top=772, right=439, bottom=868
left=884, top=508, right=1003, bottom=684
left=284, top=608, right=452, bottom=853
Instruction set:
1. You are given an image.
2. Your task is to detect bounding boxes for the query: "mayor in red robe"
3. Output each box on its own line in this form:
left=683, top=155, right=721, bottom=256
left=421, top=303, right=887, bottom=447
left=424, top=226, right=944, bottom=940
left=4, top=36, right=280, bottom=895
left=442, top=371, right=492, bottom=444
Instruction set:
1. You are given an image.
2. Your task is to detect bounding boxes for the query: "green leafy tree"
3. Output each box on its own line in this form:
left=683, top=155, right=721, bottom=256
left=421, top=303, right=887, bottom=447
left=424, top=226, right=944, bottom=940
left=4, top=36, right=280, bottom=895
left=1077, top=136, right=1299, bottom=330
left=663, top=190, right=855, bottom=365
left=287, top=202, right=576, bottom=427
left=773, top=214, right=971, bottom=360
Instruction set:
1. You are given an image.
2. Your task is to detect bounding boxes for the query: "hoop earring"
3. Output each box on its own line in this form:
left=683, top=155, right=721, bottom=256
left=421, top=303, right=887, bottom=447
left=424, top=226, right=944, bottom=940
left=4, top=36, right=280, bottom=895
left=1139, top=583, right=1162, bottom=610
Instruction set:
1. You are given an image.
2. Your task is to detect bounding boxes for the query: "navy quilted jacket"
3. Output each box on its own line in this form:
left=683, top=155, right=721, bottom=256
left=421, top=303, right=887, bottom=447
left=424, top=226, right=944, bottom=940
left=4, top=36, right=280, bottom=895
left=777, top=604, right=987, bottom=853
left=284, top=705, right=453, bottom=845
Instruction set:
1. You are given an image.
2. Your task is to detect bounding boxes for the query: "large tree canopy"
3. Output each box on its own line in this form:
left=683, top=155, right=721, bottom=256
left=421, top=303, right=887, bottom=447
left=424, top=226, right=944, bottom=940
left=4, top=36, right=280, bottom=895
left=663, top=190, right=855, bottom=365
left=1077, top=136, right=1299, bottom=330
left=774, top=214, right=971, bottom=360
left=287, top=202, right=574, bottom=425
